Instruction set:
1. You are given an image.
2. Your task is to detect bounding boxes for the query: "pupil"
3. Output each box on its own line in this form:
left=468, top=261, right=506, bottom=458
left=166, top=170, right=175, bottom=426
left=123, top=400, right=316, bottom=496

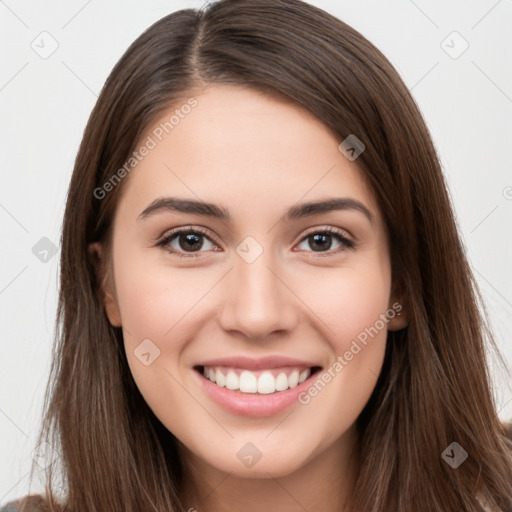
left=311, top=233, right=332, bottom=251
left=180, top=233, right=202, bottom=251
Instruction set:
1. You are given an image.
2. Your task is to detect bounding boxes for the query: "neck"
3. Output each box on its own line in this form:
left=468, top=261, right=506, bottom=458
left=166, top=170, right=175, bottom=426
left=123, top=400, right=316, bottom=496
left=177, top=425, right=360, bottom=512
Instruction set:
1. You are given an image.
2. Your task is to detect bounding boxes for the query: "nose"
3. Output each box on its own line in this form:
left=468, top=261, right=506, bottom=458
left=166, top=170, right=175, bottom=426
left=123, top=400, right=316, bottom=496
left=218, top=249, right=299, bottom=340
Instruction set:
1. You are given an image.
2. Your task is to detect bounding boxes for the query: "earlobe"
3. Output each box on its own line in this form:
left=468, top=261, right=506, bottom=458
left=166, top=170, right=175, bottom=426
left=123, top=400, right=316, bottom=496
left=87, top=242, right=122, bottom=327
left=387, top=305, right=408, bottom=331
left=387, top=296, right=408, bottom=331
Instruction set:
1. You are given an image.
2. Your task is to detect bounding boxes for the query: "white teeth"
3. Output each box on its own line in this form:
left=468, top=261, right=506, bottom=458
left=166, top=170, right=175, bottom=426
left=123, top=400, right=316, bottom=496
left=275, top=372, right=289, bottom=391
left=225, top=370, right=239, bottom=390
left=202, top=366, right=313, bottom=394
left=215, top=368, right=226, bottom=387
left=299, top=369, right=309, bottom=383
left=288, top=369, right=299, bottom=388
left=257, top=372, right=275, bottom=394
left=239, top=371, right=257, bottom=393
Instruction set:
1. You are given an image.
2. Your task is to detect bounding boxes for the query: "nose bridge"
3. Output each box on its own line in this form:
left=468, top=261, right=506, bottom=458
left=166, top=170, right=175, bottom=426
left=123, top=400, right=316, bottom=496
left=218, top=239, right=298, bottom=339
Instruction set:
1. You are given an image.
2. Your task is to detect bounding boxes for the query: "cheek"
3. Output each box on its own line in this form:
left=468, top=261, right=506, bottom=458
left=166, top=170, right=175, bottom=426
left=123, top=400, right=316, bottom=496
left=292, top=256, right=391, bottom=422
left=297, top=256, right=392, bottom=351
left=113, top=252, right=209, bottom=340
left=112, top=257, right=204, bottom=421
left=111, top=249, right=230, bottom=406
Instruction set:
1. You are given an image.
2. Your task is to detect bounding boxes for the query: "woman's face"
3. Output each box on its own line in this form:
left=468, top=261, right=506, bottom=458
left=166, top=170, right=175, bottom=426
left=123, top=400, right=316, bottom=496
left=92, top=84, right=406, bottom=479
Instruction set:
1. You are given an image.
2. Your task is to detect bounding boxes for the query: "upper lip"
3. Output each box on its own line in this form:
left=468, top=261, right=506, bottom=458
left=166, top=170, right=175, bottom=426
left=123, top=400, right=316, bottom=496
left=195, top=356, right=322, bottom=371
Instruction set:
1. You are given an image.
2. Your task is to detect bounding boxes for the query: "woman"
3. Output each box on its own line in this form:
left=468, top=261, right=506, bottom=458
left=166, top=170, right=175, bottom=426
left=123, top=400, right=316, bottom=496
left=3, top=0, right=511, bottom=511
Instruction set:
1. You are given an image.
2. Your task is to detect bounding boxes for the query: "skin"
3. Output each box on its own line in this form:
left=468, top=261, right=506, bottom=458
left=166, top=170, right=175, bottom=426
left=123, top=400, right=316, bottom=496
left=89, top=84, right=408, bottom=512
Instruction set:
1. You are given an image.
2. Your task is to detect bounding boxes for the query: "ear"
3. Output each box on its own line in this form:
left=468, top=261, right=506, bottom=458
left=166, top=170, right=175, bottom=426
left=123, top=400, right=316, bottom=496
left=387, top=301, right=408, bottom=331
left=387, top=280, right=408, bottom=331
left=88, top=242, right=122, bottom=327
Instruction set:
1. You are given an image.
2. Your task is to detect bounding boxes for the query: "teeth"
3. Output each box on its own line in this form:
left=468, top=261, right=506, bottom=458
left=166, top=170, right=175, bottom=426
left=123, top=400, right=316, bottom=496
left=240, top=371, right=258, bottom=393
left=288, top=369, right=299, bottom=388
left=215, top=368, right=226, bottom=387
left=257, top=372, right=275, bottom=394
left=202, top=366, right=313, bottom=394
left=275, top=372, right=289, bottom=391
left=298, top=369, right=309, bottom=383
left=225, top=370, right=238, bottom=390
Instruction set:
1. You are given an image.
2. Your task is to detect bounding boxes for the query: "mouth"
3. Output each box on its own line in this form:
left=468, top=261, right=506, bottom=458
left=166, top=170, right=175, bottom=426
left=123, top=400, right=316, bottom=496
left=192, top=355, right=325, bottom=416
left=193, top=364, right=323, bottom=395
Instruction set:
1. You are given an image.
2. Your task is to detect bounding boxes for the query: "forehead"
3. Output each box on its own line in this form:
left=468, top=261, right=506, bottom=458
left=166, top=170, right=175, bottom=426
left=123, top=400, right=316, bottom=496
left=114, top=84, right=380, bottom=225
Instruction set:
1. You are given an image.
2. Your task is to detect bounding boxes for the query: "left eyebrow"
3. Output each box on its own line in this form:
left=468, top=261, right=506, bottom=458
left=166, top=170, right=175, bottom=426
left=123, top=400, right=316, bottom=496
left=281, top=197, right=373, bottom=225
left=138, top=196, right=373, bottom=225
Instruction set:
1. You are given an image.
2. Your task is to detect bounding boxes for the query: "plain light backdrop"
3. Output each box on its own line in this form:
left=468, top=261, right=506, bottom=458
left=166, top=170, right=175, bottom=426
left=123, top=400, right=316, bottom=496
left=1, top=0, right=511, bottom=504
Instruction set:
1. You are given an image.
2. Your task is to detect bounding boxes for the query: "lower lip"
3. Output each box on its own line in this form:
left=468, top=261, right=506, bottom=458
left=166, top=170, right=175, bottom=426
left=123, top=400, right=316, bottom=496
left=193, top=367, right=320, bottom=417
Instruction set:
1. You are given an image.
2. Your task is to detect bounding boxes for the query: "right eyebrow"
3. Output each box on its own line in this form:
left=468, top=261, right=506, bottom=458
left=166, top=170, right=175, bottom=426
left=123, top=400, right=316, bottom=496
left=138, top=197, right=230, bottom=221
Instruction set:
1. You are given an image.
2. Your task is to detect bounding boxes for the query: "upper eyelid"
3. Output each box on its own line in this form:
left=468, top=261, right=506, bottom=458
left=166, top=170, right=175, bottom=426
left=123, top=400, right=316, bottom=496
left=159, top=226, right=220, bottom=246
left=300, top=225, right=354, bottom=241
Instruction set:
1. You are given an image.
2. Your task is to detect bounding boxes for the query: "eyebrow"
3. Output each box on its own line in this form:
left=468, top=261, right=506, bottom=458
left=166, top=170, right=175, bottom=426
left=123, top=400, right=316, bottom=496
left=138, top=196, right=373, bottom=224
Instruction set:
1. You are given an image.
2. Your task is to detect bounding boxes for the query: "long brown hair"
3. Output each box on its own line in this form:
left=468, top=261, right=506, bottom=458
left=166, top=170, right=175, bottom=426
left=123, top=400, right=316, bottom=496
left=10, top=0, right=512, bottom=511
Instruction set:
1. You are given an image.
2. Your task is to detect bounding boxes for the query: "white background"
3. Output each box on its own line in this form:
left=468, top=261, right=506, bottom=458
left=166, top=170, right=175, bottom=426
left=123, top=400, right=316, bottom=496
left=1, top=0, right=511, bottom=504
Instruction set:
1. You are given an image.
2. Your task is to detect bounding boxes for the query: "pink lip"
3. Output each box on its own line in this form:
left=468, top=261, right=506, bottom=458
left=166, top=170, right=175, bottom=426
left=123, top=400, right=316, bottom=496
left=192, top=365, right=322, bottom=417
left=195, top=355, right=319, bottom=371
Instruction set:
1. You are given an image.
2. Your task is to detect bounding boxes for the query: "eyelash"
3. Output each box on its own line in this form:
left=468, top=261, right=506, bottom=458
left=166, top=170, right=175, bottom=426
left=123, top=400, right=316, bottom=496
left=155, top=225, right=356, bottom=259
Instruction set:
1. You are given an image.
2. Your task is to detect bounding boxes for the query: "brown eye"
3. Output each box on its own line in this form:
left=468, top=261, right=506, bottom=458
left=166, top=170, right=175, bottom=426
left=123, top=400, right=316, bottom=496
left=295, top=228, right=355, bottom=254
left=156, top=227, right=219, bottom=258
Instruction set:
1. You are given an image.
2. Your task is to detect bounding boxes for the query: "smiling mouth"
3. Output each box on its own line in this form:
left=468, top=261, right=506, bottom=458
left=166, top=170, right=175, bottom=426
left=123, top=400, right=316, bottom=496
left=194, top=365, right=322, bottom=395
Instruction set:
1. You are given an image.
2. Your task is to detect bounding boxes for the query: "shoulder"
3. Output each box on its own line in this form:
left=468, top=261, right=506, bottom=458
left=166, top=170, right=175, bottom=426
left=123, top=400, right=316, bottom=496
left=0, top=494, right=57, bottom=512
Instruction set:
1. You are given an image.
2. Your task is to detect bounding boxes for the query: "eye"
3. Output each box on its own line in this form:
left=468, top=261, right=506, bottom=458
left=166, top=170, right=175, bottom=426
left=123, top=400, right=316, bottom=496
left=295, top=227, right=355, bottom=256
left=156, top=226, right=355, bottom=258
left=156, top=227, right=220, bottom=258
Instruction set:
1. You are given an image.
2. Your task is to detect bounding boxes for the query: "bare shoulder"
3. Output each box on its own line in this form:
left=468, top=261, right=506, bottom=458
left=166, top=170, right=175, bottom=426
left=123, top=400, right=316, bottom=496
left=0, top=494, right=60, bottom=512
